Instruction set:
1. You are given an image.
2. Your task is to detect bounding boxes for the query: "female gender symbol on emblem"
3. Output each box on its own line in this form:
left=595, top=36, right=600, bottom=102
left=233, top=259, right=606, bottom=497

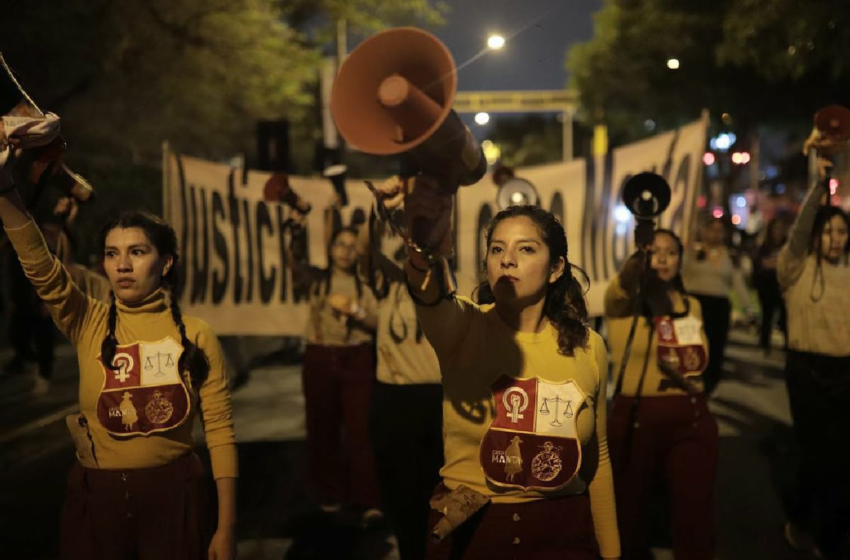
left=502, top=387, right=529, bottom=423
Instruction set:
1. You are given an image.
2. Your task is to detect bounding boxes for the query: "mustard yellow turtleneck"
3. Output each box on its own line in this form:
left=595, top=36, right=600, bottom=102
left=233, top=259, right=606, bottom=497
left=5, top=220, right=237, bottom=479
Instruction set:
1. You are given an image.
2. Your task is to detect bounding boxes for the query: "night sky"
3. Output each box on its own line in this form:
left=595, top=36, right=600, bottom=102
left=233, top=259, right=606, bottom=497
left=429, top=0, right=601, bottom=91
left=397, top=0, right=602, bottom=135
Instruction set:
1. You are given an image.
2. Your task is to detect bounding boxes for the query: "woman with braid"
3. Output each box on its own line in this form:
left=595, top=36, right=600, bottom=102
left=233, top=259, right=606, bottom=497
left=288, top=210, right=382, bottom=520
left=0, top=152, right=237, bottom=560
left=779, top=148, right=850, bottom=559
left=604, top=229, right=716, bottom=560
left=379, top=176, right=619, bottom=560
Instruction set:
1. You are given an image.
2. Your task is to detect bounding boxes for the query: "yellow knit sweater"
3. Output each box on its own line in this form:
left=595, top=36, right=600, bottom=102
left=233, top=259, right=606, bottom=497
left=5, top=220, right=237, bottom=479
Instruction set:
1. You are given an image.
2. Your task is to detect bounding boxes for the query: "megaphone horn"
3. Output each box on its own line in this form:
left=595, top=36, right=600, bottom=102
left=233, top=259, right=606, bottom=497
left=331, top=27, right=486, bottom=191
left=622, top=172, right=671, bottom=220
left=814, top=104, right=850, bottom=141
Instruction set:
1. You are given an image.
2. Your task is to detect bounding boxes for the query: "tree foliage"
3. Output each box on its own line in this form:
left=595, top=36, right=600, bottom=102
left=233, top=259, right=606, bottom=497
left=567, top=0, right=850, bottom=143
left=0, top=0, right=446, bottom=164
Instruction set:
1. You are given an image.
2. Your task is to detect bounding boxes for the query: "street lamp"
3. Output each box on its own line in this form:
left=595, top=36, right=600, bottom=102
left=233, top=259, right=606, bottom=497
left=487, top=34, right=506, bottom=50
left=667, top=58, right=680, bottom=70
left=475, top=112, right=490, bottom=125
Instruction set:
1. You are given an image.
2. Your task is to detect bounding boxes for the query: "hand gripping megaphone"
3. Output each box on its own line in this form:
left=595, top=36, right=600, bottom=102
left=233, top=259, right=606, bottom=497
left=330, top=27, right=487, bottom=192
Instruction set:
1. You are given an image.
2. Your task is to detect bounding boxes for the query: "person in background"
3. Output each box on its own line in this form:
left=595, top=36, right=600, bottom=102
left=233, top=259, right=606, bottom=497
left=289, top=209, right=382, bottom=522
left=605, top=229, right=716, bottom=560
left=752, top=217, right=788, bottom=355
left=357, top=176, right=444, bottom=560
left=682, top=217, right=753, bottom=394
left=779, top=152, right=850, bottom=560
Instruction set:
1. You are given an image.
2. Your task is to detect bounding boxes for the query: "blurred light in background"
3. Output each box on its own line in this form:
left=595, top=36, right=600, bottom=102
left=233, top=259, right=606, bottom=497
left=703, top=152, right=716, bottom=166
left=710, top=132, right=736, bottom=152
left=667, top=58, right=680, bottom=69
left=482, top=140, right=501, bottom=165
left=475, top=112, right=490, bottom=125
left=614, top=204, right=632, bottom=223
left=731, top=151, right=750, bottom=165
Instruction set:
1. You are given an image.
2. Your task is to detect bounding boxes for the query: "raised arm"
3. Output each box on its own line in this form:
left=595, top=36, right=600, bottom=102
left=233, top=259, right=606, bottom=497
left=394, top=175, right=474, bottom=360
left=777, top=181, right=827, bottom=289
left=0, top=158, right=96, bottom=343
left=356, top=177, right=407, bottom=294
left=604, top=251, right=646, bottom=318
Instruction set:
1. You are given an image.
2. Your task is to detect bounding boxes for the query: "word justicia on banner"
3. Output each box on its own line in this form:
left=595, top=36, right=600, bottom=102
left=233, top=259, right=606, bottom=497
left=163, top=116, right=706, bottom=335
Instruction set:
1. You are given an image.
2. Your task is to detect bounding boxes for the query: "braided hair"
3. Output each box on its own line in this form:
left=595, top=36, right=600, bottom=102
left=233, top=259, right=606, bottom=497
left=99, top=212, right=210, bottom=388
left=475, top=205, right=589, bottom=356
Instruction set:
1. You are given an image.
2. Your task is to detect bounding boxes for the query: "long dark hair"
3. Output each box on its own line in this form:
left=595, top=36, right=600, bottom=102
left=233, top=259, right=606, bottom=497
left=99, top=212, right=209, bottom=388
left=810, top=206, right=850, bottom=259
left=475, top=205, right=589, bottom=356
left=808, top=206, right=850, bottom=301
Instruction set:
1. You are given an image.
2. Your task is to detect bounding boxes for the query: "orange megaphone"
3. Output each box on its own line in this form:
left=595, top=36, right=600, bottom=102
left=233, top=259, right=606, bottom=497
left=814, top=105, right=850, bottom=141
left=330, top=27, right=486, bottom=192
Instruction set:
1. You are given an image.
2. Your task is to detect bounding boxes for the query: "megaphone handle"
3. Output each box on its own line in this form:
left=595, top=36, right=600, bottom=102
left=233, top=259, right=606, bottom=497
left=634, top=219, right=655, bottom=247
left=814, top=147, right=834, bottom=207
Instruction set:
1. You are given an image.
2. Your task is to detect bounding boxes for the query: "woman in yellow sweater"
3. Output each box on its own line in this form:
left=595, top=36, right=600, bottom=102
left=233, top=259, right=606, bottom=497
left=379, top=177, right=619, bottom=560
left=605, top=229, right=716, bottom=560
left=289, top=213, right=381, bottom=518
left=0, top=155, right=237, bottom=560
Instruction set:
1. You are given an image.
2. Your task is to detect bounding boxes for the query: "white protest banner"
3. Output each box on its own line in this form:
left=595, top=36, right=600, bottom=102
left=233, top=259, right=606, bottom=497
left=164, top=115, right=706, bottom=334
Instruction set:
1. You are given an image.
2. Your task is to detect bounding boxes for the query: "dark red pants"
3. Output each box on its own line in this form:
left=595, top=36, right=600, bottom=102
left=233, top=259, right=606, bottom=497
left=302, top=343, right=380, bottom=509
left=425, top=483, right=598, bottom=560
left=59, top=453, right=209, bottom=560
left=608, top=394, right=718, bottom=560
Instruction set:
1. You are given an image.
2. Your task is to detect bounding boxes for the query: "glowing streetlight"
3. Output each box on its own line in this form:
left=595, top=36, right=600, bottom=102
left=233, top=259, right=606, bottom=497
left=667, top=58, right=680, bottom=70
left=487, top=34, right=506, bottom=50
left=475, top=112, right=491, bottom=125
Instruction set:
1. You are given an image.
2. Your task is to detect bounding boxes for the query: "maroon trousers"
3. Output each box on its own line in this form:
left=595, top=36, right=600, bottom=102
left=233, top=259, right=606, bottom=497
left=425, top=483, right=598, bottom=560
left=301, top=343, right=380, bottom=509
left=59, top=453, right=209, bottom=560
left=608, top=394, right=718, bottom=560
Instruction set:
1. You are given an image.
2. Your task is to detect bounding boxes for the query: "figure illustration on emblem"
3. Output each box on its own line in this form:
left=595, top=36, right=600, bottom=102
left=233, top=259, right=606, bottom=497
left=661, top=347, right=681, bottom=370
left=145, top=389, right=174, bottom=424
left=502, top=387, right=529, bottom=423
left=659, top=321, right=674, bottom=341
left=504, top=436, right=523, bottom=482
left=119, top=392, right=138, bottom=430
left=531, top=441, right=563, bottom=482
left=539, top=395, right=573, bottom=427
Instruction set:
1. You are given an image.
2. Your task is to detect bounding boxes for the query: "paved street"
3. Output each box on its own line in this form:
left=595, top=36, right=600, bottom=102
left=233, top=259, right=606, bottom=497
left=0, top=329, right=810, bottom=560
